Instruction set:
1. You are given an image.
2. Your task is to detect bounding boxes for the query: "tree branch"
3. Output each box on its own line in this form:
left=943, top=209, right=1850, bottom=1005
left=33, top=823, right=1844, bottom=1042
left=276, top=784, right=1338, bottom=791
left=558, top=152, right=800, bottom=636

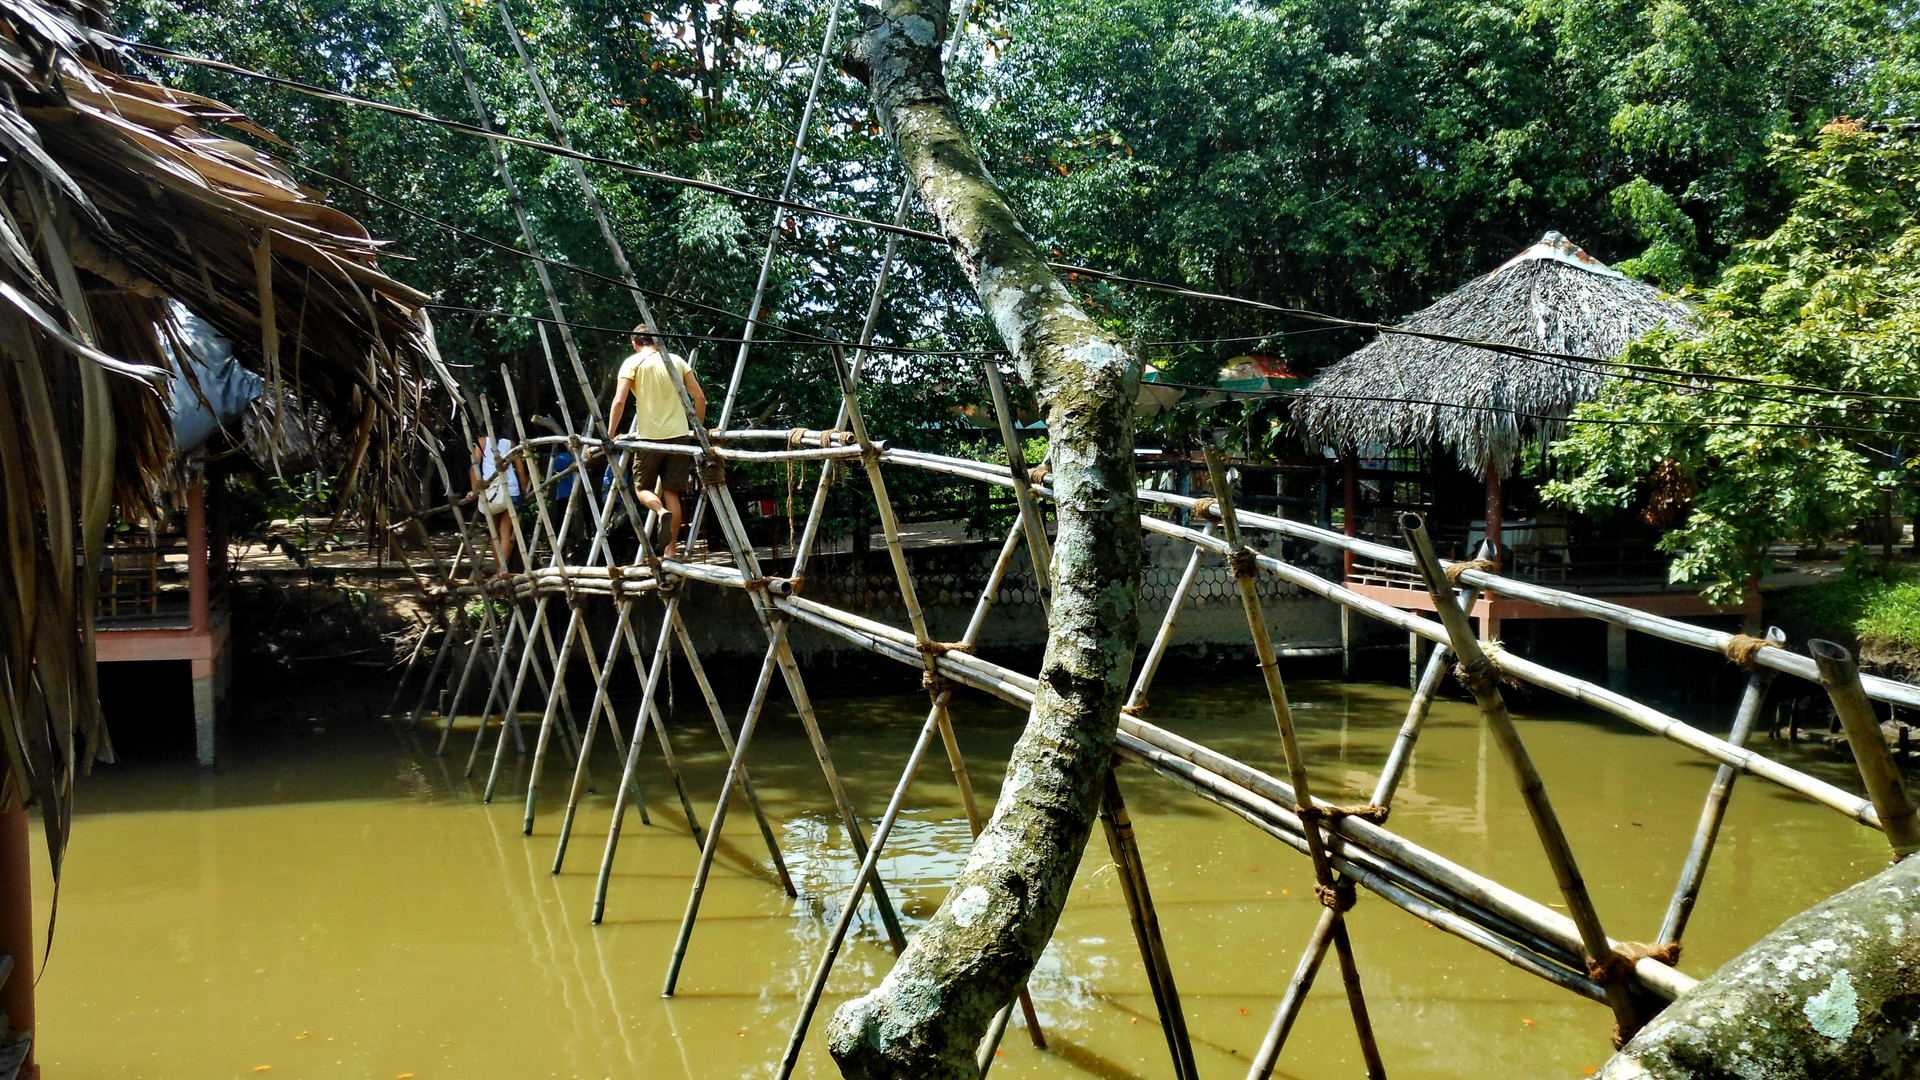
left=829, top=3, right=1143, bottom=1077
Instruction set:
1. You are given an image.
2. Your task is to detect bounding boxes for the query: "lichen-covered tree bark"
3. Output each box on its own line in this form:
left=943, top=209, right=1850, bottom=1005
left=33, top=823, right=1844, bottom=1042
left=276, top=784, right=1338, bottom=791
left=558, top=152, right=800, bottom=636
left=1599, top=854, right=1920, bottom=1079
left=828, top=4, right=1142, bottom=1078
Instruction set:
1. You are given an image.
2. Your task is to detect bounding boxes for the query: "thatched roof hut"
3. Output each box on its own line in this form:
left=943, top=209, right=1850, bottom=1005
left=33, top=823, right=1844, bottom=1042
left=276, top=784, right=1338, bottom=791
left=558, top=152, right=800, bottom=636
left=0, top=0, right=443, bottom=882
left=1294, top=232, right=1693, bottom=478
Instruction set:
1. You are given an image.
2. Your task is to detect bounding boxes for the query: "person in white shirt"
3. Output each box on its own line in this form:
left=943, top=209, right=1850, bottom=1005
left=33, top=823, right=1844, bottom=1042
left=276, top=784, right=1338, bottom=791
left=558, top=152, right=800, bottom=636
left=606, top=328, right=707, bottom=558
left=468, top=431, right=529, bottom=573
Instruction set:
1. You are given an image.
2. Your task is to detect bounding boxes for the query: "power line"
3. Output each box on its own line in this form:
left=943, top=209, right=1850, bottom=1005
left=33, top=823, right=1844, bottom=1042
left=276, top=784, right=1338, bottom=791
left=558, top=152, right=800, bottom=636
left=126, top=35, right=1920, bottom=412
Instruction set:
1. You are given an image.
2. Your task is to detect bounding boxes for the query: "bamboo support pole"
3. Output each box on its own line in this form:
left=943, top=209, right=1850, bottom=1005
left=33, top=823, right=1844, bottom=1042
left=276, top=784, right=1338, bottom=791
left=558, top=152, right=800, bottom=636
left=667, top=614, right=796, bottom=896
left=1810, top=640, right=1920, bottom=858
left=1400, top=512, right=1642, bottom=1037
left=982, top=361, right=1052, bottom=610
left=773, top=513, right=1041, bottom=1071
left=776, top=698, right=947, bottom=1080
left=1246, top=571, right=1480, bottom=1069
left=1658, top=626, right=1786, bottom=945
left=547, top=594, right=647, bottom=856
left=1204, top=449, right=1384, bottom=1080
left=651, top=344, right=907, bottom=982
left=1126, top=524, right=1212, bottom=712
left=1100, top=764, right=1198, bottom=1080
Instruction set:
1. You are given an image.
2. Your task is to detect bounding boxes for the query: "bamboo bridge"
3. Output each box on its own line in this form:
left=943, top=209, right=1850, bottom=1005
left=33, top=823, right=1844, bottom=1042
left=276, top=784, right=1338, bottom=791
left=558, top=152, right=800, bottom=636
left=388, top=339, right=1920, bottom=1078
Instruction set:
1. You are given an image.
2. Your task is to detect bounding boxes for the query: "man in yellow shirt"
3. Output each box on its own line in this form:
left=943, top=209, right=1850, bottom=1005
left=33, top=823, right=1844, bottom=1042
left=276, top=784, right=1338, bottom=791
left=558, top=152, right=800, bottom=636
left=606, top=328, right=707, bottom=558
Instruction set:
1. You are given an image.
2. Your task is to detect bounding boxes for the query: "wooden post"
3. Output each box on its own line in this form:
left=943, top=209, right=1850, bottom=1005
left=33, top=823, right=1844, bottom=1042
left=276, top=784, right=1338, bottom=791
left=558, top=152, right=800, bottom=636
left=0, top=786, right=33, bottom=1079
left=1342, top=452, right=1358, bottom=580
left=1401, top=511, right=1641, bottom=1037
left=186, top=474, right=216, bottom=765
left=1483, top=465, right=1503, bottom=572
left=1658, top=627, right=1785, bottom=946
left=1810, top=640, right=1920, bottom=857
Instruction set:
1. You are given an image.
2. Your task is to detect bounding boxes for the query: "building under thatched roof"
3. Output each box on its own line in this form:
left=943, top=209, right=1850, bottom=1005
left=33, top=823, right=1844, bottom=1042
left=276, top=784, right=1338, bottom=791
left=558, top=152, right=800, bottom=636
left=0, top=0, right=443, bottom=915
left=1294, top=232, right=1693, bottom=478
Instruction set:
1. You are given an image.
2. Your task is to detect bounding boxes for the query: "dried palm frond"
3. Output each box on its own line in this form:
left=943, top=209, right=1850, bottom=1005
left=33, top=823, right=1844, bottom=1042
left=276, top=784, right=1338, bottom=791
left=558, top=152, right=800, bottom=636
left=1295, top=232, right=1694, bottom=477
left=0, top=0, right=445, bottom=896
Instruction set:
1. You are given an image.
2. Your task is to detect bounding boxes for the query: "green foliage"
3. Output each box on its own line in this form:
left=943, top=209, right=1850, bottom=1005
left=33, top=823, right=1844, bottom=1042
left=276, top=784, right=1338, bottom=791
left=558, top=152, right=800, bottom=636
left=1775, top=564, right=1920, bottom=652
left=1548, top=122, right=1920, bottom=602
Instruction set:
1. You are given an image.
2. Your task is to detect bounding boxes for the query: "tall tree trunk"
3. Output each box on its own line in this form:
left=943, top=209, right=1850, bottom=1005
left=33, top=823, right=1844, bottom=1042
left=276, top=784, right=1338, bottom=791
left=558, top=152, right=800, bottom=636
left=829, top=5, right=1143, bottom=1078
left=1600, top=853, right=1920, bottom=1079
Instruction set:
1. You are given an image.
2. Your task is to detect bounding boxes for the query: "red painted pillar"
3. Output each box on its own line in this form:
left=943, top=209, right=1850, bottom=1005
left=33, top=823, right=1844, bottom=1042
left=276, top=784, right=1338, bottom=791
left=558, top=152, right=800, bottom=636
left=1341, top=453, right=1358, bottom=580
left=0, top=785, right=35, bottom=1078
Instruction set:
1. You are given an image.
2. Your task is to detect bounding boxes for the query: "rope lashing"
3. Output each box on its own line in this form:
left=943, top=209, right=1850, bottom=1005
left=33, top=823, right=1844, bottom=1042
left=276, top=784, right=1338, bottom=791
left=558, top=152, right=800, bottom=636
left=1724, top=633, right=1772, bottom=671
left=922, top=669, right=954, bottom=696
left=1026, top=463, right=1050, bottom=486
left=915, top=640, right=975, bottom=657
left=1445, top=558, right=1497, bottom=585
left=696, top=457, right=727, bottom=487
left=742, top=577, right=773, bottom=592
left=1315, top=878, right=1357, bottom=913
left=646, top=555, right=677, bottom=594
left=1227, top=547, right=1259, bottom=580
left=1453, top=655, right=1500, bottom=695
left=787, top=427, right=809, bottom=448
left=1587, top=941, right=1682, bottom=986
left=1298, top=803, right=1392, bottom=827
left=860, top=442, right=883, bottom=462
left=607, top=566, right=626, bottom=602
left=784, top=575, right=805, bottom=595
left=1120, top=702, right=1147, bottom=717
left=1189, top=497, right=1218, bottom=521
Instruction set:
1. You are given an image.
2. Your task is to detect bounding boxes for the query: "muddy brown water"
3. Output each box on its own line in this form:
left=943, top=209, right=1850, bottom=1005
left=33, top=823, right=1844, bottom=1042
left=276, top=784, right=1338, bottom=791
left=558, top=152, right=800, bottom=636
left=34, top=676, right=1893, bottom=1079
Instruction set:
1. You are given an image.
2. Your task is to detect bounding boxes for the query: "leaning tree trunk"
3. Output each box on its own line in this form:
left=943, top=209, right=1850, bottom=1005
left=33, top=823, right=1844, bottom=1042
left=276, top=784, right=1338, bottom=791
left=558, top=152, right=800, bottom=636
left=1599, top=853, right=1920, bottom=1079
left=829, top=5, right=1142, bottom=1078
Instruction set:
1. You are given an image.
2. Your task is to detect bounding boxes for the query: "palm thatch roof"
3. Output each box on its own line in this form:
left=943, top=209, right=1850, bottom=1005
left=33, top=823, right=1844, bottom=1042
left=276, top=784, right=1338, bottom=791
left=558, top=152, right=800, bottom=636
left=1294, top=232, right=1693, bottom=478
left=0, top=0, right=443, bottom=881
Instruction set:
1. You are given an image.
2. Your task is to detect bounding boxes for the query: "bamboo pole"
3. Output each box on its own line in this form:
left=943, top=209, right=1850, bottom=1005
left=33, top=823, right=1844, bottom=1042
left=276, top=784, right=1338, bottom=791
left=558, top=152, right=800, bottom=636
left=983, top=361, right=1052, bottom=610
left=1126, top=525, right=1212, bottom=711
left=1810, top=640, right=1920, bottom=857
left=1658, top=626, right=1785, bottom=945
left=1204, top=448, right=1384, bottom=1080
left=667, top=614, right=796, bottom=896
left=1399, top=511, right=1641, bottom=1037
left=1100, top=764, right=1198, bottom=1080
left=773, top=514, right=1041, bottom=1071
left=1246, top=570, right=1481, bottom=1067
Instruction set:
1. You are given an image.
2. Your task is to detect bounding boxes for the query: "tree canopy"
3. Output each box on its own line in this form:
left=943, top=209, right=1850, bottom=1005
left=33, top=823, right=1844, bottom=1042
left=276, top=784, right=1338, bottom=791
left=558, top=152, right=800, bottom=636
left=1548, top=122, right=1920, bottom=601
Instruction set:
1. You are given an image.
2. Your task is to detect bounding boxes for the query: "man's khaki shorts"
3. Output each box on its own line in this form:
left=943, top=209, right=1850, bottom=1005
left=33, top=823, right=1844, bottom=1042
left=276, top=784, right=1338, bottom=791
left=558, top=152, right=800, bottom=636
left=635, top=435, right=694, bottom=494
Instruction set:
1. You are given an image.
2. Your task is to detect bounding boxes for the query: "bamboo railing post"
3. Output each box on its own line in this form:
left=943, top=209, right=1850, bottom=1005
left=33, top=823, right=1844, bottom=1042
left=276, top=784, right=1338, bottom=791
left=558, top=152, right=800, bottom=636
left=1207, top=449, right=1384, bottom=1080
left=1400, top=511, right=1642, bottom=1038
left=1810, top=640, right=1920, bottom=858
left=1100, top=763, right=1198, bottom=1080
left=1657, top=626, right=1786, bottom=945
left=1127, top=525, right=1213, bottom=712
left=983, top=361, right=1052, bottom=611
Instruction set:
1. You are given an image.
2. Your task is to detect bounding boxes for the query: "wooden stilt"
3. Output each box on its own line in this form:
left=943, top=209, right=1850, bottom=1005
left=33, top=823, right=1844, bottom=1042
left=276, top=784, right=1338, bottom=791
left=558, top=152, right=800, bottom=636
left=1657, top=627, right=1785, bottom=945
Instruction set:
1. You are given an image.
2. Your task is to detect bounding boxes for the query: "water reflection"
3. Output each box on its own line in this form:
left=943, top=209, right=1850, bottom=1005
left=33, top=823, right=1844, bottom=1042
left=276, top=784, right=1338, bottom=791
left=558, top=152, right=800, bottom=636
left=33, top=675, right=1894, bottom=1079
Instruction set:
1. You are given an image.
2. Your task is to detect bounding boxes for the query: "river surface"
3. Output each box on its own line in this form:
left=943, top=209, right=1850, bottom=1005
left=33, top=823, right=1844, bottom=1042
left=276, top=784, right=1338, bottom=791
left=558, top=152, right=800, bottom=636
left=34, top=674, right=1894, bottom=1079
